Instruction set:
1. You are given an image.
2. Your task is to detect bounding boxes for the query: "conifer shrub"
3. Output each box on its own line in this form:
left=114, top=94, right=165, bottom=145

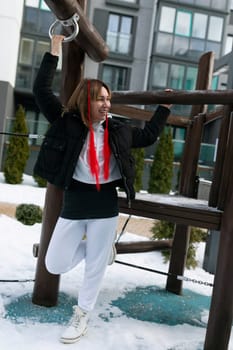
left=148, top=127, right=174, bottom=194
left=33, top=174, right=47, bottom=187
left=131, top=148, right=145, bottom=192
left=16, top=204, right=43, bottom=226
left=4, top=105, right=29, bottom=184
left=151, top=221, right=207, bottom=269
left=148, top=126, right=206, bottom=268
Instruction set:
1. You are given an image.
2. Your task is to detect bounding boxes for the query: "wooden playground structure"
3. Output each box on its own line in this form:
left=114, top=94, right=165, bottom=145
left=32, top=1, right=233, bottom=349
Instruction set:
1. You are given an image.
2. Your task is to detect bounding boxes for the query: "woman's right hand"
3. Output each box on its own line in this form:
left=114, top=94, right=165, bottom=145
left=50, top=35, right=65, bottom=57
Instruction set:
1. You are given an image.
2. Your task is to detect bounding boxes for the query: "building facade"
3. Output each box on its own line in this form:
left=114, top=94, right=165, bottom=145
left=0, top=0, right=232, bottom=188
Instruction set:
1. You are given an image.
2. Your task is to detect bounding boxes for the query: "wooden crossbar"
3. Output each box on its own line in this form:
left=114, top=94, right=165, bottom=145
left=118, top=192, right=222, bottom=230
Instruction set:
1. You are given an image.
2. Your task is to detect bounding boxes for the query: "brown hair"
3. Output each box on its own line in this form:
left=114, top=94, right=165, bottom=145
left=67, top=78, right=111, bottom=126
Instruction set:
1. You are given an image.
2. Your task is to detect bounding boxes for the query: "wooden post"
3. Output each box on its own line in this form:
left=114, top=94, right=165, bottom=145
left=166, top=52, right=214, bottom=295
left=204, top=165, right=233, bottom=349
left=32, top=183, right=63, bottom=306
left=209, top=106, right=233, bottom=209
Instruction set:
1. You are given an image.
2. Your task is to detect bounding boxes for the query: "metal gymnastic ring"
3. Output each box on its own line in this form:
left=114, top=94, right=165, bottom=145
left=49, top=13, right=80, bottom=43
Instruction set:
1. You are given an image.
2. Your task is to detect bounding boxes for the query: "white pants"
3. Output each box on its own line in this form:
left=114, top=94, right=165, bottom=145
left=45, top=216, right=118, bottom=312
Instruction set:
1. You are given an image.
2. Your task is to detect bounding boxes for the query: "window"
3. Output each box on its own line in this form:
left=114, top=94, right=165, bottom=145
left=151, top=61, right=198, bottom=91
left=156, top=33, right=173, bottom=55
left=106, top=14, right=133, bottom=54
left=102, top=65, right=129, bottom=90
left=25, top=0, right=50, bottom=10
left=175, top=10, right=192, bottom=37
left=159, top=7, right=175, bottom=33
left=185, top=67, right=197, bottom=90
left=152, top=62, right=169, bottom=88
left=192, top=13, right=207, bottom=39
left=25, top=0, right=39, bottom=7
left=169, top=64, right=185, bottom=89
left=23, top=111, right=49, bottom=146
left=19, top=38, right=34, bottom=65
left=156, top=6, right=223, bottom=59
left=35, top=41, right=50, bottom=66
left=208, top=16, right=223, bottom=42
left=225, top=36, right=233, bottom=55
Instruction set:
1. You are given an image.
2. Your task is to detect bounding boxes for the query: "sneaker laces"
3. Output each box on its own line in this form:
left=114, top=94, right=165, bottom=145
left=70, top=306, right=86, bottom=328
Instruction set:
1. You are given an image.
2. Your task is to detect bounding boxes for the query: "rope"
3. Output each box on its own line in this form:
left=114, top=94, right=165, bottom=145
left=116, top=214, right=131, bottom=243
left=115, top=260, right=214, bottom=287
left=0, top=278, right=35, bottom=283
left=0, top=131, right=44, bottom=139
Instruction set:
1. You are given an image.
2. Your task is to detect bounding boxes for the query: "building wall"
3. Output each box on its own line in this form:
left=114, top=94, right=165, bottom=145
left=0, top=1, right=24, bottom=86
left=0, top=1, right=24, bottom=169
left=84, top=0, right=156, bottom=91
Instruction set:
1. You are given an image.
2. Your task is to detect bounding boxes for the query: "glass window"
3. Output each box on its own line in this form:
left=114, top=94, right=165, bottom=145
left=208, top=16, right=223, bottom=42
left=19, top=38, right=34, bottom=65
left=159, top=7, right=175, bottom=33
left=192, top=13, right=207, bottom=39
left=175, top=10, right=192, bottom=37
left=225, top=36, right=233, bottom=54
left=40, top=0, right=50, bottom=11
left=102, top=65, right=129, bottom=90
left=195, top=0, right=211, bottom=6
left=173, top=36, right=189, bottom=56
left=156, top=33, right=173, bottom=55
left=119, top=16, right=132, bottom=54
left=35, top=41, right=50, bottom=66
left=211, top=75, right=219, bottom=90
left=25, top=111, right=49, bottom=146
left=15, top=66, right=32, bottom=89
left=24, top=7, right=38, bottom=32
left=169, top=64, right=185, bottom=89
left=206, top=41, right=221, bottom=58
left=106, top=14, right=133, bottom=54
left=185, top=67, right=197, bottom=90
left=211, top=0, right=227, bottom=10
left=152, top=62, right=169, bottom=88
left=107, top=14, right=119, bottom=52
left=38, top=10, right=55, bottom=34
left=190, top=38, right=205, bottom=58
left=25, top=0, right=39, bottom=7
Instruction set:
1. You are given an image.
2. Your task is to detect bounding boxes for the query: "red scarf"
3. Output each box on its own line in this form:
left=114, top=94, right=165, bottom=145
left=87, top=80, right=110, bottom=190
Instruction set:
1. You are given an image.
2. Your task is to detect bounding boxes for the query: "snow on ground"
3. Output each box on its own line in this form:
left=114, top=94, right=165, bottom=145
left=0, top=173, right=232, bottom=350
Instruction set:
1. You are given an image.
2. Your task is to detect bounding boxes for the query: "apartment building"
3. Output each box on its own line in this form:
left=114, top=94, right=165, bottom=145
left=0, top=0, right=232, bottom=186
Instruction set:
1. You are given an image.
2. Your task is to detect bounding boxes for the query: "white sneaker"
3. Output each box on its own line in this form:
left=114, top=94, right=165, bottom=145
left=108, top=244, right=117, bottom=265
left=60, top=305, right=89, bottom=344
left=108, top=231, right=117, bottom=265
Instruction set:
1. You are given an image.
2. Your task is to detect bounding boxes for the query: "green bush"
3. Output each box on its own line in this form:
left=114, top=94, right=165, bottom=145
left=151, top=220, right=207, bottom=269
left=148, top=127, right=174, bottom=194
left=33, top=174, right=47, bottom=187
left=131, top=148, right=145, bottom=192
left=4, top=105, right=30, bottom=184
left=16, top=204, right=43, bottom=225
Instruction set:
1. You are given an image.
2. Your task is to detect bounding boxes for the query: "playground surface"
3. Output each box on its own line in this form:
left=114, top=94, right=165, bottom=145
left=0, top=173, right=232, bottom=350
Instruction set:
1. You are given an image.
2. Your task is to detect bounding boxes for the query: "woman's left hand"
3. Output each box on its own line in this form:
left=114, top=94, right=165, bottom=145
left=160, top=88, right=173, bottom=109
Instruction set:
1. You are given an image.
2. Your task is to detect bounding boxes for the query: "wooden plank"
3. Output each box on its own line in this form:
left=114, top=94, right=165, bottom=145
left=111, top=89, right=233, bottom=106
left=115, top=240, right=173, bottom=254
left=118, top=193, right=222, bottom=230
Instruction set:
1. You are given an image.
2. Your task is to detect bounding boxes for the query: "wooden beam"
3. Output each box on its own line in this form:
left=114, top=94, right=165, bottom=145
left=118, top=193, right=222, bottom=230
left=115, top=240, right=172, bottom=254
left=111, top=89, right=233, bottom=105
left=111, top=105, right=190, bottom=127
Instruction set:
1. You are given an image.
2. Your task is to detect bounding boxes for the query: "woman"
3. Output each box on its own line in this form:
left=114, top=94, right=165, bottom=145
left=33, top=35, right=172, bottom=344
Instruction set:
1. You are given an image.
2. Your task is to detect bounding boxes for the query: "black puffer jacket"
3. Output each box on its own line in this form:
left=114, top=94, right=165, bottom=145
left=33, top=53, right=171, bottom=205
